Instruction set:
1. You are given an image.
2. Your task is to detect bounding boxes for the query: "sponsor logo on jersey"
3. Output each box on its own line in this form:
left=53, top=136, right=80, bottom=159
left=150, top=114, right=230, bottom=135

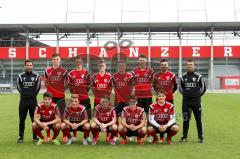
left=31, top=77, right=35, bottom=81
left=23, top=82, right=35, bottom=87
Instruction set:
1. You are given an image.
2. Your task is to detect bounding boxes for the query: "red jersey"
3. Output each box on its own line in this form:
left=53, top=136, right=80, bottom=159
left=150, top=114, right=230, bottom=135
left=149, top=102, right=174, bottom=125
left=94, top=104, right=116, bottom=124
left=63, top=104, right=87, bottom=123
left=132, top=67, right=154, bottom=98
left=112, top=72, right=133, bottom=103
left=34, top=102, right=60, bottom=122
left=67, top=69, right=91, bottom=100
left=153, top=70, right=177, bottom=101
left=44, top=66, right=67, bottom=98
left=121, top=106, right=145, bottom=126
left=91, top=72, right=112, bottom=104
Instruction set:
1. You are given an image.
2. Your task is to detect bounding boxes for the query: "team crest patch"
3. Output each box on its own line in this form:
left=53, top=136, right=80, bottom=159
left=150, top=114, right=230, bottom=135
left=166, top=76, right=170, bottom=80
left=81, top=74, right=85, bottom=79
left=49, top=110, right=52, bottom=114
left=144, top=73, right=148, bottom=77
left=31, top=77, right=35, bottom=81
left=192, top=77, right=196, bottom=81
left=57, top=72, right=61, bottom=76
left=164, top=108, right=168, bottom=113
left=135, top=114, right=138, bottom=118
left=124, top=77, right=128, bottom=81
left=23, top=77, right=26, bottom=81
left=185, top=78, right=187, bottom=82
left=104, top=79, right=108, bottom=83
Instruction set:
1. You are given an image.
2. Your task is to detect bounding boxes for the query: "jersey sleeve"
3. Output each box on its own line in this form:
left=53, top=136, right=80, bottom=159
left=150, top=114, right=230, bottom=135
left=149, top=106, right=155, bottom=116
left=34, top=105, right=40, bottom=114
left=82, top=109, right=88, bottom=120
left=111, top=109, right=117, bottom=118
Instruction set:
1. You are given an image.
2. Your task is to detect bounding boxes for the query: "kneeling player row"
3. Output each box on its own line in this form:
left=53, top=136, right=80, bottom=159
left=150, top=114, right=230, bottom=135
left=32, top=91, right=178, bottom=145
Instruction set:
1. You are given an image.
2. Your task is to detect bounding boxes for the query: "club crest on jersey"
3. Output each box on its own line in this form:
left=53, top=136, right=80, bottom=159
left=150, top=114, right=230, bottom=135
left=164, top=108, right=168, bottom=113
left=73, top=75, right=76, bottom=78
left=81, top=74, right=85, bottom=79
left=31, top=77, right=35, bottom=81
left=124, top=77, right=128, bottom=82
left=185, top=78, right=188, bottom=82
left=49, top=110, right=52, bottom=114
left=192, top=77, right=196, bottom=81
left=23, top=77, right=26, bottom=81
left=166, top=76, right=170, bottom=80
left=57, top=72, right=61, bottom=76
left=104, top=79, right=108, bottom=83
left=144, top=73, right=148, bottom=77
left=135, top=114, right=138, bottom=118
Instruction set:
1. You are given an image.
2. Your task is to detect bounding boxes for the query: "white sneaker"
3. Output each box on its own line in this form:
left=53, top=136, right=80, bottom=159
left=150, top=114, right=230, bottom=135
left=113, top=137, right=119, bottom=142
left=87, top=137, right=92, bottom=143
left=72, top=137, right=77, bottom=143
left=127, top=137, right=134, bottom=142
left=66, top=138, right=73, bottom=145
left=146, top=136, right=152, bottom=143
left=83, top=138, right=88, bottom=145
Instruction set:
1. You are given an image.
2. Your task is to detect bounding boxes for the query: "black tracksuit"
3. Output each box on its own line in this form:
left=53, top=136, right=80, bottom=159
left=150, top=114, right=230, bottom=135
left=179, top=71, right=206, bottom=140
left=16, top=71, right=41, bottom=139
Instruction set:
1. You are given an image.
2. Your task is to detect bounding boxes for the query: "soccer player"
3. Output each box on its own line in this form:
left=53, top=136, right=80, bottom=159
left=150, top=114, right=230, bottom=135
left=153, top=58, right=177, bottom=140
left=44, top=53, right=67, bottom=141
left=16, top=59, right=41, bottom=143
left=67, top=56, right=91, bottom=119
left=32, top=92, right=61, bottom=145
left=112, top=60, right=134, bottom=117
left=61, top=94, right=90, bottom=145
left=44, top=53, right=67, bottom=117
left=118, top=95, right=146, bottom=145
left=91, top=95, right=118, bottom=145
left=148, top=91, right=179, bottom=144
left=153, top=58, right=177, bottom=104
left=132, top=54, right=154, bottom=113
left=179, top=59, right=206, bottom=143
left=91, top=59, right=112, bottom=106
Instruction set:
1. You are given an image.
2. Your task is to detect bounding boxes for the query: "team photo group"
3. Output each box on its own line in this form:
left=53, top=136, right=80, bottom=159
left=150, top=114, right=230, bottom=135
left=16, top=53, right=206, bottom=146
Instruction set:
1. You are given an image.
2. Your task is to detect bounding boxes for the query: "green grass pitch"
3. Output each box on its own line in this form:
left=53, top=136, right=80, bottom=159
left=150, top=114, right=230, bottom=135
left=0, top=93, right=239, bottom=159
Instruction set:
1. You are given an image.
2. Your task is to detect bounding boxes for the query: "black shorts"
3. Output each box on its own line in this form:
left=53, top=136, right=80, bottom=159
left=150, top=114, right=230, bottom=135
left=95, top=125, right=112, bottom=133
left=69, top=125, right=84, bottom=132
left=126, top=128, right=141, bottom=137
left=80, top=98, right=92, bottom=119
left=152, top=123, right=177, bottom=134
left=52, top=97, right=66, bottom=118
left=114, top=102, right=128, bottom=117
left=137, top=98, right=152, bottom=113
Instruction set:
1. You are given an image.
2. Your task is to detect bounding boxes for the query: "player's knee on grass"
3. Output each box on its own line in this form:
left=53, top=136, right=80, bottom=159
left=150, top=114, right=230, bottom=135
left=54, top=123, right=61, bottom=129
left=118, top=124, right=124, bottom=132
left=111, top=124, right=118, bottom=131
left=32, top=122, right=37, bottom=128
left=61, top=123, right=66, bottom=129
left=147, top=127, right=154, bottom=133
left=170, top=125, right=179, bottom=132
left=84, top=123, right=90, bottom=130
left=91, top=122, right=97, bottom=128
left=141, top=127, right=147, bottom=134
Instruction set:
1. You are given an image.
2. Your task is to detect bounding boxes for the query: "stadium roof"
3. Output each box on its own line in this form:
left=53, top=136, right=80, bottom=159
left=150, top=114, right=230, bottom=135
left=0, top=22, right=240, bottom=33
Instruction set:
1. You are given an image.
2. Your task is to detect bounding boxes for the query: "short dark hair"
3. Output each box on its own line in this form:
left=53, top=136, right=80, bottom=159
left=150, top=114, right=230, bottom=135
left=97, top=58, right=106, bottom=64
left=24, top=59, right=33, bottom=65
left=71, top=94, right=79, bottom=100
left=51, top=53, right=60, bottom=59
left=160, top=58, right=168, bottom=63
left=187, top=59, right=194, bottom=63
left=43, top=92, right=52, bottom=98
left=139, top=54, right=147, bottom=59
left=101, top=95, right=110, bottom=101
left=75, top=55, right=82, bottom=60
left=129, top=95, right=137, bottom=101
left=157, top=90, right=166, bottom=96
